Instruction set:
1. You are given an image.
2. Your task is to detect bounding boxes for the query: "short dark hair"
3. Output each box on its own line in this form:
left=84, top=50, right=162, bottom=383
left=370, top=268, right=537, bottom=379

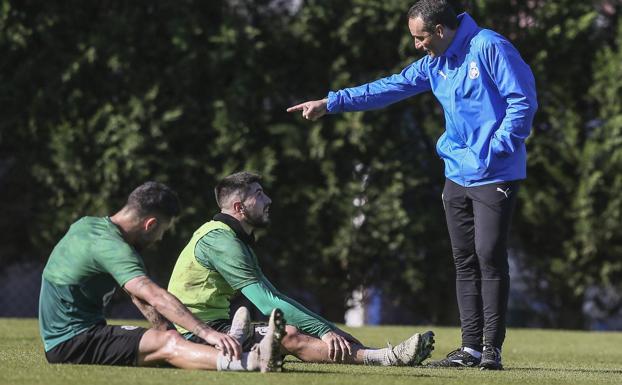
left=408, top=0, right=458, bottom=32
left=214, top=171, right=262, bottom=209
left=126, top=181, right=181, bottom=219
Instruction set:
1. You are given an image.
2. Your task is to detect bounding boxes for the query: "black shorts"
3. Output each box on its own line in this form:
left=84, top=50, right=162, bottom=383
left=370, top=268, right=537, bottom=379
left=45, top=323, right=148, bottom=366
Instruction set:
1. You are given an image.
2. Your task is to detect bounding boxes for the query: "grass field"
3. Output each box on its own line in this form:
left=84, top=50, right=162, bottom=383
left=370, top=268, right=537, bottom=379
left=1, top=318, right=621, bottom=385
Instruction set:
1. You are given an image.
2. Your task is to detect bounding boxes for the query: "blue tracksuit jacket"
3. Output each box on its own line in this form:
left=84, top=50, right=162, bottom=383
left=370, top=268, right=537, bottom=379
left=326, top=13, right=538, bottom=187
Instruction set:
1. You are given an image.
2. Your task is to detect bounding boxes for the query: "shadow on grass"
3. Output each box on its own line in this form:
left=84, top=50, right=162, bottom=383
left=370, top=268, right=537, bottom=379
left=281, top=369, right=440, bottom=378
left=281, top=362, right=442, bottom=377
left=509, top=367, right=622, bottom=375
left=281, top=358, right=443, bottom=377
left=134, top=362, right=441, bottom=378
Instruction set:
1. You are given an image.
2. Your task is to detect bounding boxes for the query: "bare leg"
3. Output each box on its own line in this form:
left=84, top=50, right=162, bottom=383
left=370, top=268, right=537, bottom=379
left=280, top=326, right=367, bottom=364
left=137, top=329, right=220, bottom=369
left=137, top=316, right=285, bottom=372
left=280, top=326, right=434, bottom=366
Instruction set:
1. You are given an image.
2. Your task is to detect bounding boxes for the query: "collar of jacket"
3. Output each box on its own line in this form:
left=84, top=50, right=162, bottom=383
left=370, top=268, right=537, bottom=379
left=213, top=213, right=256, bottom=246
left=443, top=12, right=480, bottom=60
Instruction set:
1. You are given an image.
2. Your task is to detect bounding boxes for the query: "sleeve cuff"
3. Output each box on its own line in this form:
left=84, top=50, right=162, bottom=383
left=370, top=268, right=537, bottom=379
left=326, top=91, right=339, bottom=114
left=318, top=324, right=336, bottom=337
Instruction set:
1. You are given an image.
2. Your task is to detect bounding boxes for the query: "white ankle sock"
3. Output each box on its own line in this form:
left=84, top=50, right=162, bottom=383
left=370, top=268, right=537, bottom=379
left=462, top=347, right=482, bottom=359
left=362, top=348, right=393, bottom=366
left=216, top=352, right=251, bottom=371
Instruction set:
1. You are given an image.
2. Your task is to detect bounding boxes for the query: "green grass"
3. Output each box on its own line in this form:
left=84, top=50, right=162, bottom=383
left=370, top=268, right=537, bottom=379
left=1, top=318, right=621, bottom=385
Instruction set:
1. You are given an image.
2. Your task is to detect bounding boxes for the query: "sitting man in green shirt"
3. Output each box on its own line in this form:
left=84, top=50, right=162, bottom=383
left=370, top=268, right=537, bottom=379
left=168, top=172, right=435, bottom=365
left=39, top=181, right=283, bottom=372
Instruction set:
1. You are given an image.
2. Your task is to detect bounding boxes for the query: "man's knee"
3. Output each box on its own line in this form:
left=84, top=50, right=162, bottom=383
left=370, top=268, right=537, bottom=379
left=161, top=330, right=186, bottom=353
left=281, top=326, right=305, bottom=352
left=142, top=329, right=185, bottom=361
left=475, top=243, right=508, bottom=277
left=453, top=247, right=479, bottom=275
left=282, top=325, right=301, bottom=341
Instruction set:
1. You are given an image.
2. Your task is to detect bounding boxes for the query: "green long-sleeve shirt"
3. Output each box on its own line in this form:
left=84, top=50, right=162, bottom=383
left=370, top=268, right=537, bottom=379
left=167, top=214, right=334, bottom=337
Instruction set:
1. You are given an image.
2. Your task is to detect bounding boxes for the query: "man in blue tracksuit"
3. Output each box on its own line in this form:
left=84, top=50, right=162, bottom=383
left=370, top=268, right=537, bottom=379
left=287, top=0, right=537, bottom=370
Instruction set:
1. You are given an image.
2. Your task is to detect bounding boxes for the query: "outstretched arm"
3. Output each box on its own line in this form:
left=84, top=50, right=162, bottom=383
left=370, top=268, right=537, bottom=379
left=258, top=278, right=361, bottom=346
left=124, top=275, right=241, bottom=359
left=242, top=279, right=360, bottom=361
left=287, top=60, right=430, bottom=120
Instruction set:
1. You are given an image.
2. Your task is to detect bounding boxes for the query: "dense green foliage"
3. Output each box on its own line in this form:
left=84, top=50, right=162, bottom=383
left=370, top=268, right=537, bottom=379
left=1, top=0, right=621, bottom=327
left=2, top=318, right=622, bottom=385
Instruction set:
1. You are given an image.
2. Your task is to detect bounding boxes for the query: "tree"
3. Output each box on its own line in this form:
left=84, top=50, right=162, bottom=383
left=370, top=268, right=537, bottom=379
left=2, top=0, right=621, bottom=328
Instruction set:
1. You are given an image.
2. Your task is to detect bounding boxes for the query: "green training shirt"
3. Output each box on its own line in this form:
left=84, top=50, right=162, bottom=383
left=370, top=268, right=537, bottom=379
left=38, top=216, right=147, bottom=351
left=167, top=214, right=334, bottom=337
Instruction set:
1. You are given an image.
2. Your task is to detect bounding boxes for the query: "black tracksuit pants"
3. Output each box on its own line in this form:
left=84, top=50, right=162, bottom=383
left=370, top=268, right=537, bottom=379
left=442, top=178, right=519, bottom=351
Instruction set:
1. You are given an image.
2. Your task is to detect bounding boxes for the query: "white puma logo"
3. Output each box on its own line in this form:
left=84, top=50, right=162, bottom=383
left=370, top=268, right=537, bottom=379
left=438, top=70, right=447, bottom=79
left=496, top=187, right=511, bottom=198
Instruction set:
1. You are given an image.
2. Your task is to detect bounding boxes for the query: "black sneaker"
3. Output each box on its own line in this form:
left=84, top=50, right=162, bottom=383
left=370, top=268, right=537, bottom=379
left=479, top=346, right=503, bottom=370
left=426, top=348, right=480, bottom=368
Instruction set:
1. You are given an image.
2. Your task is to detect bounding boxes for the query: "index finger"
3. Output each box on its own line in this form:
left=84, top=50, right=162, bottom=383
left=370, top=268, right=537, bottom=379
left=286, top=103, right=305, bottom=112
left=343, top=337, right=353, bottom=357
left=215, top=341, right=229, bottom=357
left=338, top=337, right=350, bottom=362
left=221, top=336, right=239, bottom=359
left=230, top=337, right=242, bottom=360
